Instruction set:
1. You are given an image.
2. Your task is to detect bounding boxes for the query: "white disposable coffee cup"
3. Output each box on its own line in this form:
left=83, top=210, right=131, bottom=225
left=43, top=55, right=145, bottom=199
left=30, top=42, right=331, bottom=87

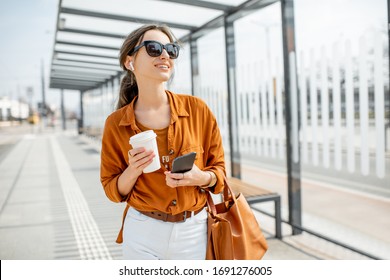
left=129, top=130, right=160, bottom=173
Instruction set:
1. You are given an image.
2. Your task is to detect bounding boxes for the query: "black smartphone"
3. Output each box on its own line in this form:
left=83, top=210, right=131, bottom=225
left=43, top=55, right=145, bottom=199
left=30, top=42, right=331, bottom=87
left=171, top=152, right=197, bottom=173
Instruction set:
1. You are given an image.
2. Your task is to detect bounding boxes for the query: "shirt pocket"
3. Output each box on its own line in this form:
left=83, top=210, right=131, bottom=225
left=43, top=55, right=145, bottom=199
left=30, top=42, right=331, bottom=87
left=180, top=145, right=205, bottom=169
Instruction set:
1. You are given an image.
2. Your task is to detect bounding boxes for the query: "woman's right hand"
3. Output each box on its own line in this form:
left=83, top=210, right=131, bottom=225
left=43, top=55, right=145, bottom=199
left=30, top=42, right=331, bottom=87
left=118, top=147, right=155, bottom=197
left=127, top=147, right=155, bottom=177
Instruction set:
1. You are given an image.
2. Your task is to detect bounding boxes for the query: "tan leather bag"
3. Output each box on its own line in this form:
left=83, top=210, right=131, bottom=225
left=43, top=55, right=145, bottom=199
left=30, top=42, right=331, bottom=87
left=206, top=176, right=268, bottom=260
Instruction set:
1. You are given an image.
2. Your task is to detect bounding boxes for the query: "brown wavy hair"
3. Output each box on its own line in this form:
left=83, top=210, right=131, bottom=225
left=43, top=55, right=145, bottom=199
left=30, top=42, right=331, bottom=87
left=116, top=24, right=177, bottom=110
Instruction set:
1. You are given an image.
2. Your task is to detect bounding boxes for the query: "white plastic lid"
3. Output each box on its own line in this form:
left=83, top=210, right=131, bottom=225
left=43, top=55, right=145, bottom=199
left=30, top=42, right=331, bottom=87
left=129, top=130, right=156, bottom=145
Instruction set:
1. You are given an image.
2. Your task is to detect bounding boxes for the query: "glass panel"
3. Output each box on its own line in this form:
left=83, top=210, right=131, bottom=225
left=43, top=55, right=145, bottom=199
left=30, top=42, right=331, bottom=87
left=295, top=0, right=390, bottom=259
left=62, top=0, right=223, bottom=29
left=52, top=60, right=120, bottom=72
left=232, top=0, right=286, bottom=239
left=168, top=42, right=192, bottom=94
left=55, top=45, right=118, bottom=57
left=59, top=14, right=140, bottom=36
left=55, top=54, right=117, bottom=66
left=200, top=0, right=248, bottom=5
left=56, top=32, right=122, bottom=48
left=196, top=27, right=230, bottom=160
left=234, top=1, right=284, bottom=161
left=58, top=14, right=190, bottom=40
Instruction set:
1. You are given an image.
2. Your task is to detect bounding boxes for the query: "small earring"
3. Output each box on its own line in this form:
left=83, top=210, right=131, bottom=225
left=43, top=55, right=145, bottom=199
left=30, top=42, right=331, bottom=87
left=129, top=62, right=134, bottom=71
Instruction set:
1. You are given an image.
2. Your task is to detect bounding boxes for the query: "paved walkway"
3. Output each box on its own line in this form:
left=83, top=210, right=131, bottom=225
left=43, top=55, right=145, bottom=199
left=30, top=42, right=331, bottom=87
left=0, top=124, right=389, bottom=260
left=0, top=126, right=122, bottom=259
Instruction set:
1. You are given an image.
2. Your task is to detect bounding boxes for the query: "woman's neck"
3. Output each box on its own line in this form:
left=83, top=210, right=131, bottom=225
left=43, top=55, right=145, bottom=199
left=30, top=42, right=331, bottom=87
left=134, top=80, right=171, bottom=129
left=136, top=81, right=168, bottom=110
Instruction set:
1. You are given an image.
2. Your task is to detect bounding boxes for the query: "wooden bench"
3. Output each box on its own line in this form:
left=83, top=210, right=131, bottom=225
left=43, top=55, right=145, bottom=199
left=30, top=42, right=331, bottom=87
left=85, top=127, right=103, bottom=140
left=227, top=177, right=282, bottom=239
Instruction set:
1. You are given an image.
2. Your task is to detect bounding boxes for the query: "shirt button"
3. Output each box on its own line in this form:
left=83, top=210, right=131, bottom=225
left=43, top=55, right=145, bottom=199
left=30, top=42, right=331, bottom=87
left=169, top=149, right=174, bottom=155
left=171, top=199, right=177, bottom=206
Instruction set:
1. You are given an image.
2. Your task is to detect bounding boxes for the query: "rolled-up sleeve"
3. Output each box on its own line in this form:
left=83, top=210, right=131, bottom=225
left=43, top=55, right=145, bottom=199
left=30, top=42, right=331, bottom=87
left=100, top=117, right=128, bottom=203
left=202, top=105, right=226, bottom=194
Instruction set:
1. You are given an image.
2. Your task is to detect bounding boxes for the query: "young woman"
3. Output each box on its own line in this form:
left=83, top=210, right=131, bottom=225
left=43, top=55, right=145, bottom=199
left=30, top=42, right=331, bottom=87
left=100, top=24, right=226, bottom=260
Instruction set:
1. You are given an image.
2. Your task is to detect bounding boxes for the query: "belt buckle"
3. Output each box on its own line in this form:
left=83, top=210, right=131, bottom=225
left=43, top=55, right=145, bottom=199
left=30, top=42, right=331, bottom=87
left=179, top=211, right=188, bottom=223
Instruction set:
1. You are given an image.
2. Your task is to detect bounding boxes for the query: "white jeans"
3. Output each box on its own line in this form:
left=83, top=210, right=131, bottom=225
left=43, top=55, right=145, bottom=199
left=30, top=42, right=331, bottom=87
left=122, top=207, right=208, bottom=260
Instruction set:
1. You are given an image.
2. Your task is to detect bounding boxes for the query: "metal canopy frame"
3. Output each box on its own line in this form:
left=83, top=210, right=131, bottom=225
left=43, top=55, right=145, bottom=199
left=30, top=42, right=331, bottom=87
left=49, top=0, right=273, bottom=91
left=60, top=7, right=198, bottom=30
left=157, top=0, right=234, bottom=11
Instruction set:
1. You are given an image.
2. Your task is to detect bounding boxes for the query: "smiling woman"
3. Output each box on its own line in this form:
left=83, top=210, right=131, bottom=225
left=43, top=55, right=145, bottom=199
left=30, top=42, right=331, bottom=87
left=100, top=24, right=226, bottom=260
left=116, top=25, right=179, bottom=110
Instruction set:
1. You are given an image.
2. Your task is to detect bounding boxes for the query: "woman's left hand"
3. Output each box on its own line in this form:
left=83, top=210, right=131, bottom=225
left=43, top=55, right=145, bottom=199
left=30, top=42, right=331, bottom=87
left=164, top=164, right=210, bottom=188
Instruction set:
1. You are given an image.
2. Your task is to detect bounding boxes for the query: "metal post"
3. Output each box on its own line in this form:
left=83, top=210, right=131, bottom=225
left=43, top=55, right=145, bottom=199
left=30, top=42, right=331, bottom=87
left=387, top=0, right=390, bottom=152
left=60, top=89, right=66, bottom=130
left=78, top=90, right=84, bottom=134
left=224, top=17, right=241, bottom=179
left=189, top=37, right=199, bottom=96
left=281, top=0, right=302, bottom=234
left=41, top=59, right=46, bottom=117
left=17, top=85, right=22, bottom=123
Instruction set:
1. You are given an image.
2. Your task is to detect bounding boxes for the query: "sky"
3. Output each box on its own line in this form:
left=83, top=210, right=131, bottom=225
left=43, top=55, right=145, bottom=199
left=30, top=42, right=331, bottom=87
left=0, top=0, right=80, bottom=111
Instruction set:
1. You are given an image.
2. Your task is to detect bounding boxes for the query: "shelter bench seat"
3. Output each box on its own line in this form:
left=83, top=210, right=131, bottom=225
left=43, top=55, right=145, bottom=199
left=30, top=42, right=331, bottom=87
left=85, top=127, right=103, bottom=140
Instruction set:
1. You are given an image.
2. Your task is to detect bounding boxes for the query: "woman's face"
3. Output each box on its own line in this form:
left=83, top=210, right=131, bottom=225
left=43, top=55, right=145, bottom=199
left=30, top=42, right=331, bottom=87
left=128, top=29, right=175, bottom=84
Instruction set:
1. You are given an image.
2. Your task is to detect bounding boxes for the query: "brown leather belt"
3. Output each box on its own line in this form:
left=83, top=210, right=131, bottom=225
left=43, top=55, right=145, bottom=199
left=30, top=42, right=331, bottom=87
left=139, top=208, right=204, bottom=223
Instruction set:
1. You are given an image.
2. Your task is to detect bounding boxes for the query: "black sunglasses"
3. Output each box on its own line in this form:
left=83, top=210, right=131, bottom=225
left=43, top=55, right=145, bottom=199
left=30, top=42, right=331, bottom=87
left=128, top=40, right=180, bottom=59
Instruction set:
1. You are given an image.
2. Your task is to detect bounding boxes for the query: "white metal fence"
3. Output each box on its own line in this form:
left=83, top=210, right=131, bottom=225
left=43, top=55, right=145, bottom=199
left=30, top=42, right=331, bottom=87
left=199, top=32, right=389, bottom=181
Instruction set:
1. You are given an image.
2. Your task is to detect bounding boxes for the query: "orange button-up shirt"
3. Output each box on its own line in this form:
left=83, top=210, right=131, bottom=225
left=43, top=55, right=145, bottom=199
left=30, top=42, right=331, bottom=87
left=100, top=90, right=226, bottom=243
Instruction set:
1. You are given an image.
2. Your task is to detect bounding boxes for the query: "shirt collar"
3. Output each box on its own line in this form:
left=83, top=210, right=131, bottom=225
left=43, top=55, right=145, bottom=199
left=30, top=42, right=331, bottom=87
left=118, top=90, right=189, bottom=128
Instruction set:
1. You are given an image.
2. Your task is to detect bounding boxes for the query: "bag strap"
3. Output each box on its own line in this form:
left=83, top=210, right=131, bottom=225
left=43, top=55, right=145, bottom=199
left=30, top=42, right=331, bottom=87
left=206, top=175, right=237, bottom=216
left=206, top=191, right=217, bottom=216
left=222, top=174, right=237, bottom=202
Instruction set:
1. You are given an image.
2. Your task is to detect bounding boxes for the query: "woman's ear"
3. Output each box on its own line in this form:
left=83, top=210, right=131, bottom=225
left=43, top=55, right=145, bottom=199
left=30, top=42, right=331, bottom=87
left=125, top=56, right=134, bottom=71
left=129, top=61, right=134, bottom=71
